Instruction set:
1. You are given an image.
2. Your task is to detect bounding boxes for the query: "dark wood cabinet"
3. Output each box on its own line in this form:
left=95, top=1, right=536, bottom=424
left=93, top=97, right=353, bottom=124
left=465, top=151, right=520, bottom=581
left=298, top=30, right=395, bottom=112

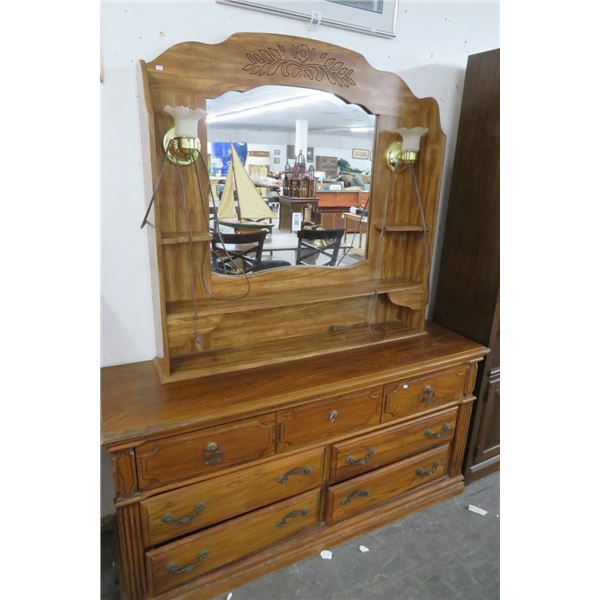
left=433, top=48, right=500, bottom=483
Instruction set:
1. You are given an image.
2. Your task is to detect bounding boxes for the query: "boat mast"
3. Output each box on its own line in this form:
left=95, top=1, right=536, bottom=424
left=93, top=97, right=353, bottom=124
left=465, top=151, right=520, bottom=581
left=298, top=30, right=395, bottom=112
left=229, top=142, right=242, bottom=221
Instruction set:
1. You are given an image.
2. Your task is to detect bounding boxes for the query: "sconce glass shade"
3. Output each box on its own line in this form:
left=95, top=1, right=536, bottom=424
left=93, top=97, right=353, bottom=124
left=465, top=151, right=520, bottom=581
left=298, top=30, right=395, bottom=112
left=163, top=105, right=206, bottom=138
left=163, top=106, right=205, bottom=166
left=397, top=127, right=428, bottom=152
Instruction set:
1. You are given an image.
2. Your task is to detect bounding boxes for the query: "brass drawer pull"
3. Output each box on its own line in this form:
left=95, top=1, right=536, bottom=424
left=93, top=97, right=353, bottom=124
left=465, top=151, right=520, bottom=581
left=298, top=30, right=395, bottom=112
left=329, top=410, right=338, bottom=422
left=276, top=508, right=310, bottom=527
left=161, top=502, right=206, bottom=526
left=416, top=460, right=442, bottom=478
left=166, top=550, right=208, bottom=575
left=345, top=447, right=376, bottom=466
left=204, top=441, right=223, bottom=465
left=277, top=466, right=313, bottom=483
left=422, top=385, right=436, bottom=404
left=424, top=423, right=450, bottom=440
left=340, top=489, right=369, bottom=505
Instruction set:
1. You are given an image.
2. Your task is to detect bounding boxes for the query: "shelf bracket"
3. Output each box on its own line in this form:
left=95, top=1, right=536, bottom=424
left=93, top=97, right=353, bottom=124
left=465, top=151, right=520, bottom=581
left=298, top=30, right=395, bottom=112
left=386, top=288, right=424, bottom=310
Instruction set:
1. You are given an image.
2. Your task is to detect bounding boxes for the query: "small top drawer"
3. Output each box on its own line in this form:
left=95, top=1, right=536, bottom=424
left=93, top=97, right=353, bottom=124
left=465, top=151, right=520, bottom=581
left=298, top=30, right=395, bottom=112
left=141, top=447, right=324, bottom=546
left=135, top=414, right=277, bottom=491
left=382, top=366, right=466, bottom=423
left=330, top=407, right=458, bottom=483
left=277, top=387, right=383, bottom=451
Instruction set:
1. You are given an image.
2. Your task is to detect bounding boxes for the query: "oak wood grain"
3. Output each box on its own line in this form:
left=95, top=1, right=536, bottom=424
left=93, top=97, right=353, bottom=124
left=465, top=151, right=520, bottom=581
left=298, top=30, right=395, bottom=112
left=135, top=414, right=276, bottom=491
left=330, top=407, right=458, bottom=483
left=146, top=489, right=321, bottom=596
left=102, top=324, right=486, bottom=448
left=140, top=448, right=324, bottom=547
left=326, top=445, right=450, bottom=524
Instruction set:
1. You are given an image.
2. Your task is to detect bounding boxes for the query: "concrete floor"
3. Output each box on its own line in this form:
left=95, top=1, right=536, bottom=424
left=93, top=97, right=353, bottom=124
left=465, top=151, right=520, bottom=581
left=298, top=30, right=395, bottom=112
left=102, top=472, right=499, bottom=600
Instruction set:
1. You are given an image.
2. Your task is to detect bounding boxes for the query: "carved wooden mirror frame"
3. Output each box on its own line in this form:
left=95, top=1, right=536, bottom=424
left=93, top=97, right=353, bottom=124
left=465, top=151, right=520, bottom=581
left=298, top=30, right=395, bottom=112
left=138, top=33, right=445, bottom=382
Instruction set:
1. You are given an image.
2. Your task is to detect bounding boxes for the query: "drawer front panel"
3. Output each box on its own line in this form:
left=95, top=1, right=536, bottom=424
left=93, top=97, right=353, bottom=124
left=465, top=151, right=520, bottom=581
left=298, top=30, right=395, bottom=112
left=146, top=489, right=320, bottom=596
left=141, top=448, right=324, bottom=546
left=330, top=408, right=458, bottom=483
left=326, top=445, right=450, bottom=524
left=278, top=387, right=383, bottom=450
left=382, top=367, right=466, bottom=423
left=135, top=414, right=277, bottom=491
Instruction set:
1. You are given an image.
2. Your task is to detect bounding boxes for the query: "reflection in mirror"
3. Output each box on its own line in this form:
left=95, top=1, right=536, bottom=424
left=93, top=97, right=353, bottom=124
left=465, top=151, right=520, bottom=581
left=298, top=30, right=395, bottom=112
left=206, top=85, right=375, bottom=274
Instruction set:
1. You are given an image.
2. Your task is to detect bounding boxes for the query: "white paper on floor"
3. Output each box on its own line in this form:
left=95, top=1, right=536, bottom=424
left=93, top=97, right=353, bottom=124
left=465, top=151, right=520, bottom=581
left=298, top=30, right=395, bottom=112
left=359, top=545, right=370, bottom=553
left=468, top=504, right=488, bottom=516
left=320, top=550, right=333, bottom=560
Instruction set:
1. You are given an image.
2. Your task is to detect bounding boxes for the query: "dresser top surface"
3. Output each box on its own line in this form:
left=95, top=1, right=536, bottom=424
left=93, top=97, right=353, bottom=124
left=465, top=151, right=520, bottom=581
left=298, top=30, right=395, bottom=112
left=101, top=324, right=487, bottom=447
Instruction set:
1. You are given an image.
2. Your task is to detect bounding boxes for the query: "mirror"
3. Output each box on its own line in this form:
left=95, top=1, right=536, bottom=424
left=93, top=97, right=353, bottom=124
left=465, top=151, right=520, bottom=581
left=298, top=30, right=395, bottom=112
left=206, top=85, right=375, bottom=274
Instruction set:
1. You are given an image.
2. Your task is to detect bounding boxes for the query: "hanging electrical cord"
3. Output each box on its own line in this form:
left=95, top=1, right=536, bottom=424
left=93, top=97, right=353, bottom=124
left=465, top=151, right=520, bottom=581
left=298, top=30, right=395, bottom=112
left=176, top=167, right=202, bottom=347
left=193, top=153, right=252, bottom=301
left=410, top=164, right=431, bottom=307
left=140, top=151, right=168, bottom=229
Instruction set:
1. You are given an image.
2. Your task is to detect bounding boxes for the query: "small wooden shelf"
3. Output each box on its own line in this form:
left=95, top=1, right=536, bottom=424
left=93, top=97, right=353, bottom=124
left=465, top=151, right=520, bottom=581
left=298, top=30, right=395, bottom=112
left=161, top=232, right=213, bottom=245
left=374, top=224, right=425, bottom=232
left=167, top=322, right=426, bottom=381
left=166, top=278, right=423, bottom=319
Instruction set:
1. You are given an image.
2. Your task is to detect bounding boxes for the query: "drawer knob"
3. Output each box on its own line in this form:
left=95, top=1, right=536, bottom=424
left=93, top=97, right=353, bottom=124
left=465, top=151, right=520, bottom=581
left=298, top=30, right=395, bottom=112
left=422, top=385, right=436, bottom=404
left=345, top=447, right=376, bottom=466
left=276, top=508, right=310, bottom=527
left=416, top=460, right=442, bottom=478
left=340, top=489, right=369, bottom=505
left=161, top=502, right=206, bottom=526
left=204, top=441, right=223, bottom=465
left=424, top=423, right=450, bottom=440
left=329, top=410, right=338, bottom=422
left=166, top=549, right=208, bottom=575
left=277, top=466, right=313, bottom=483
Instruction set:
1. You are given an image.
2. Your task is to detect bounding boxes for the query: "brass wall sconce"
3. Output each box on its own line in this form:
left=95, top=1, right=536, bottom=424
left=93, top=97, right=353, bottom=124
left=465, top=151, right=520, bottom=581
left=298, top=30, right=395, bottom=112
left=385, top=127, right=428, bottom=172
left=163, top=105, right=206, bottom=166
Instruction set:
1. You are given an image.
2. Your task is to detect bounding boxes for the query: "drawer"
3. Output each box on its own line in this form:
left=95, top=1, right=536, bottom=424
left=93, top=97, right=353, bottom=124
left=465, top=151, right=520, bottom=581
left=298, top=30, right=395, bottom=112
left=277, top=387, right=383, bottom=450
left=382, top=366, right=466, bottom=423
left=141, top=447, right=324, bottom=546
left=330, top=407, right=458, bottom=483
left=146, top=489, right=321, bottom=596
left=135, top=414, right=277, bottom=491
left=326, top=444, right=450, bottom=524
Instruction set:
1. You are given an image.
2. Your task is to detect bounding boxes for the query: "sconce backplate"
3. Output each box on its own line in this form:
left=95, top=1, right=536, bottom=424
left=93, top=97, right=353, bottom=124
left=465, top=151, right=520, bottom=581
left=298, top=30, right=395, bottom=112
left=163, top=127, right=201, bottom=166
left=385, top=141, right=417, bottom=172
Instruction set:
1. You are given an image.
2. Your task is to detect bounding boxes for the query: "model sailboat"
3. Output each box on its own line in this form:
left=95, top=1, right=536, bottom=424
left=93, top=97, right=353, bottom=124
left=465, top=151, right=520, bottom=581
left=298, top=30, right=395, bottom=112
left=216, top=144, right=276, bottom=230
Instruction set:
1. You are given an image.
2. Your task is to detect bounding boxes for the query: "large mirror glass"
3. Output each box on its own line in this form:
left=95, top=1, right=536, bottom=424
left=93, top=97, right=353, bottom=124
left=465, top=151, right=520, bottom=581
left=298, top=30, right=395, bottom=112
left=206, top=85, right=375, bottom=274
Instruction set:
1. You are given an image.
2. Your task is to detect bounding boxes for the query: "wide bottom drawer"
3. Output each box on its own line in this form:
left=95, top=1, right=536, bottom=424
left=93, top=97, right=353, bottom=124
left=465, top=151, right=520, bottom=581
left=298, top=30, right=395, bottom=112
left=326, top=445, right=450, bottom=524
left=146, top=489, right=321, bottom=596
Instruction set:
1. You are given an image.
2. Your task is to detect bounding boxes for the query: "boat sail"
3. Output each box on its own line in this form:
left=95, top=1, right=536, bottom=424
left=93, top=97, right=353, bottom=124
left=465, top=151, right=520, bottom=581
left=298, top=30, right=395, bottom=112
left=216, top=144, right=276, bottom=228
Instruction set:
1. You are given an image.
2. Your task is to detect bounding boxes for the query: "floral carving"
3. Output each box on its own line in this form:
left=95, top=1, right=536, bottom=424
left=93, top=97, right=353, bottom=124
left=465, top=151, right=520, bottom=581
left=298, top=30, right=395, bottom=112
left=243, top=44, right=356, bottom=88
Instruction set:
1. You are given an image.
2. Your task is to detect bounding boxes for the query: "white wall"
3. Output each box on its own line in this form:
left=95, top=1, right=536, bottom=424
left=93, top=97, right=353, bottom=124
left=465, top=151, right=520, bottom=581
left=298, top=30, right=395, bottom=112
left=101, top=0, right=499, bottom=515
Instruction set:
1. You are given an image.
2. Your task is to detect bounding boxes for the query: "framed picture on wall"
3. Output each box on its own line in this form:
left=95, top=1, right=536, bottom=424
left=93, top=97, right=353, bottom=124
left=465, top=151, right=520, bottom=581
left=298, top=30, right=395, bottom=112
left=306, top=147, right=314, bottom=162
left=287, top=144, right=296, bottom=160
left=216, top=0, right=398, bottom=38
left=274, top=149, right=281, bottom=156
left=352, top=148, right=370, bottom=160
left=273, top=157, right=280, bottom=164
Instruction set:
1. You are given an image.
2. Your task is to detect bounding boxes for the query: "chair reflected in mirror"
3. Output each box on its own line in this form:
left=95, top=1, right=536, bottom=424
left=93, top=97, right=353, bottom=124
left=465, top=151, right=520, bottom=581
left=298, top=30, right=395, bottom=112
left=211, top=230, right=267, bottom=274
left=296, top=228, right=345, bottom=266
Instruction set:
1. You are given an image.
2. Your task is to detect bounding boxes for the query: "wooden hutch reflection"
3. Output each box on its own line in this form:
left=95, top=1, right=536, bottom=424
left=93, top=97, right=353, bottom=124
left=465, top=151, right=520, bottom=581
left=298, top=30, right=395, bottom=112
left=279, top=150, right=318, bottom=230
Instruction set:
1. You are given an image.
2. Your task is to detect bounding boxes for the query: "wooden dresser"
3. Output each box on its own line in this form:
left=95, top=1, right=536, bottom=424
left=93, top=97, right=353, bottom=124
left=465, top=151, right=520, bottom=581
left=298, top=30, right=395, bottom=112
left=104, top=33, right=489, bottom=599
left=433, top=49, right=500, bottom=482
left=103, top=324, right=487, bottom=599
